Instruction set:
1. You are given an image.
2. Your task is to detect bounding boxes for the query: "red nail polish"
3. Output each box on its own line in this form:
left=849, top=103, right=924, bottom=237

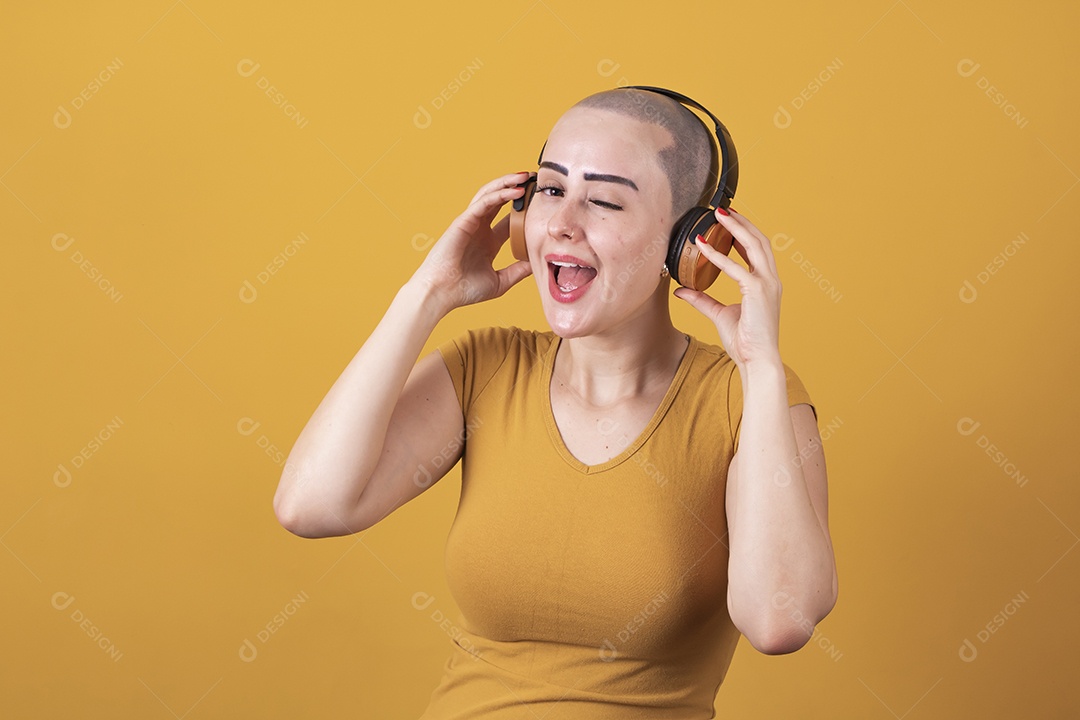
left=729, top=207, right=738, bottom=214
left=697, top=233, right=708, bottom=245
left=716, top=206, right=730, bottom=217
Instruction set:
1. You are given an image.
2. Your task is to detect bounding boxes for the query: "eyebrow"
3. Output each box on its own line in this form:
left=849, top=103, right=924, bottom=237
left=539, top=161, right=639, bottom=191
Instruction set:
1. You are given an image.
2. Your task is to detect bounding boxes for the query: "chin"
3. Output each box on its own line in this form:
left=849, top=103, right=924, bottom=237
left=532, top=272, right=645, bottom=339
left=540, top=299, right=595, bottom=339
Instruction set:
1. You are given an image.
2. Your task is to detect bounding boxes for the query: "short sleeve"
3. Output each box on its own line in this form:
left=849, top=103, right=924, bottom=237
left=437, top=334, right=467, bottom=415
left=435, top=326, right=516, bottom=420
left=729, top=362, right=816, bottom=454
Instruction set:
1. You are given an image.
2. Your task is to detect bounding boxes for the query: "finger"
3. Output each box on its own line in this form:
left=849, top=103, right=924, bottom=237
left=729, top=208, right=779, bottom=277
left=469, top=171, right=535, bottom=206
left=491, top=212, right=511, bottom=243
left=469, top=173, right=525, bottom=205
left=672, top=286, right=728, bottom=317
left=696, top=234, right=752, bottom=284
left=494, top=259, right=534, bottom=296
left=477, top=185, right=525, bottom=227
left=716, top=209, right=777, bottom=279
left=717, top=213, right=758, bottom=272
left=458, top=185, right=525, bottom=233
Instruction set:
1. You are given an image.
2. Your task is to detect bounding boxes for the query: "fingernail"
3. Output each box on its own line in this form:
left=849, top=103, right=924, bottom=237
left=697, top=233, right=708, bottom=245
left=729, top=207, right=738, bottom=214
left=716, top=206, right=730, bottom=217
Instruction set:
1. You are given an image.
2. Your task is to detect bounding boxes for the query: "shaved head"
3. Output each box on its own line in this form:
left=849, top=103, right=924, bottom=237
left=561, top=88, right=719, bottom=221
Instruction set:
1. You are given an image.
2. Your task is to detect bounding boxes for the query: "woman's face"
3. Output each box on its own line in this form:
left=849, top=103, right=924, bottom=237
left=524, top=107, right=675, bottom=339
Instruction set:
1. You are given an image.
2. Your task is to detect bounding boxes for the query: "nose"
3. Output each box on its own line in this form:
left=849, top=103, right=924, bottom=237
left=546, top=195, right=585, bottom=242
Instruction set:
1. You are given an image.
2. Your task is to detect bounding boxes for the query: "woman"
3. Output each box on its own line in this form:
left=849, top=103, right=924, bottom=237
left=274, top=86, right=837, bottom=718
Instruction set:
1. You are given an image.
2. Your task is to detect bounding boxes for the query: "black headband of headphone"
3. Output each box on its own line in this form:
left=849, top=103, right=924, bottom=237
left=535, top=85, right=738, bottom=209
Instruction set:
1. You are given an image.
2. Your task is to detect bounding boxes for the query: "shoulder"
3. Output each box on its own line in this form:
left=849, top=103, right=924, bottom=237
left=681, top=333, right=816, bottom=415
left=688, top=334, right=810, bottom=390
left=675, top=335, right=740, bottom=416
left=685, top=334, right=739, bottom=382
left=437, top=326, right=553, bottom=414
left=689, top=334, right=735, bottom=366
left=437, top=325, right=554, bottom=390
left=440, top=325, right=554, bottom=360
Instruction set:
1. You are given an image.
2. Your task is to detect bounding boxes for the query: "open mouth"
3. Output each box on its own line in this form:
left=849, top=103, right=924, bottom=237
left=549, top=260, right=598, bottom=293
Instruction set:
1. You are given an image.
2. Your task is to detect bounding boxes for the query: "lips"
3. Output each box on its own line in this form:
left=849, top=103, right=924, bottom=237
left=545, top=254, right=597, bottom=303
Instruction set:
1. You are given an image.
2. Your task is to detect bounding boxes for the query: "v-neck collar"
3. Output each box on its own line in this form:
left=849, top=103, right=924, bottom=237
left=540, top=333, right=699, bottom=475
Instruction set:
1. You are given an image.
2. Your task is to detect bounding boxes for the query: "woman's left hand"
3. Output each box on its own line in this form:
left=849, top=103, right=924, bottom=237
left=673, top=208, right=783, bottom=370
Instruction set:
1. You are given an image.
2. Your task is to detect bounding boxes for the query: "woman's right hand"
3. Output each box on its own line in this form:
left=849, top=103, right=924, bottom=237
left=409, top=171, right=535, bottom=315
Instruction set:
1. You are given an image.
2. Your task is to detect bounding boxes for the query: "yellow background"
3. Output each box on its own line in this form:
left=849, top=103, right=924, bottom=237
left=3, top=1, right=1077, bottom=717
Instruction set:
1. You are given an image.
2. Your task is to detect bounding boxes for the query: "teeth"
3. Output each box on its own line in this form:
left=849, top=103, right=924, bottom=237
left=550, top=260, right=589, bottom=268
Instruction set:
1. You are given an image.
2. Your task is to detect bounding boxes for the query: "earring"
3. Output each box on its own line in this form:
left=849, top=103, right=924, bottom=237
left=660, top=265, right=670, bottom=279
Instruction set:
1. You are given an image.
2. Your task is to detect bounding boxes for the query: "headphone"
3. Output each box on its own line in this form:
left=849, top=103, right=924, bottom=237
left=509, top=85, right=739, bottom=291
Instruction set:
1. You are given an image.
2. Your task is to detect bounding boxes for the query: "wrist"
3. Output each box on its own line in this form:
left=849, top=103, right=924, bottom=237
left=397, top=278, right=452, bottom=327
left=739, top=356, right=786, bottom=389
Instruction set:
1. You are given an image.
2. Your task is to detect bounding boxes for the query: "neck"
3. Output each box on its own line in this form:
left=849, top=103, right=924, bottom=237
left=553, top=282, right=690, bottom=408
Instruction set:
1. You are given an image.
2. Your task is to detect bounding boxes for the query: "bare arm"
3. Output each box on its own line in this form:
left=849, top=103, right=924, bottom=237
left=273, top=172, right=534, bottom=538
left=672, top=207, right=837, bottom=654
left=725, top=381, right=836, bottom=654
left=273, top=281, right=448, bottom=537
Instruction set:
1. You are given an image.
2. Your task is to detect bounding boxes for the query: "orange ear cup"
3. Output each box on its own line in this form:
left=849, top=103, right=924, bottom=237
left=672, top=210, right=735, bottom=292
left=509, top=176, right=536, bottom=262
